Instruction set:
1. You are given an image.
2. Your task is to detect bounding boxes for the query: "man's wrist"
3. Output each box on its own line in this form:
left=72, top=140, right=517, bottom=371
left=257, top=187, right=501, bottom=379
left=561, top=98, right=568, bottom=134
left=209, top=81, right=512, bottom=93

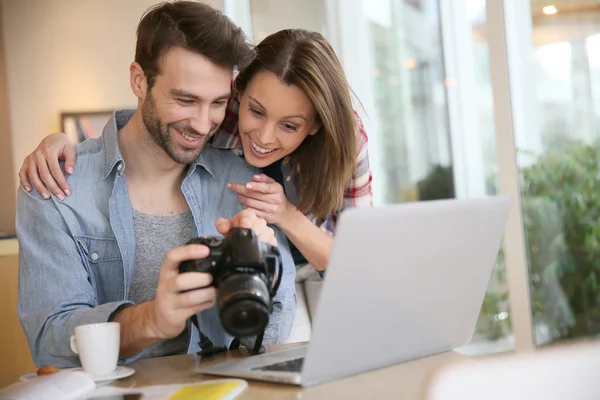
left=112, top=300, right=165, bottom=341
left=108, top=303, right=133, bottom=323
left=108, top=300, right=166, bottom=359
left=140, top=300, right=166, bottom=340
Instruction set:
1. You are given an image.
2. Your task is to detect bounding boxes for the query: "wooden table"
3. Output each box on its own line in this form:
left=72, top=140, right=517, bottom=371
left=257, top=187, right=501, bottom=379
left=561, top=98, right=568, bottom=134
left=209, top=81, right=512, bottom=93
left=106, top=343, right=472, bottom=399
left=1, top=343, right=472, bottom=399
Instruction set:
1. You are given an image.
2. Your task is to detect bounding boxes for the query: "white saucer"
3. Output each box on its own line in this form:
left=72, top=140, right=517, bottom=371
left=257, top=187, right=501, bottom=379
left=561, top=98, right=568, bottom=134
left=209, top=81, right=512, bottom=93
left=20, top=366, right=135, bottom=384
left=71, top=366, right=135, bottom=383
left=19, top=372, right=38, bottom=382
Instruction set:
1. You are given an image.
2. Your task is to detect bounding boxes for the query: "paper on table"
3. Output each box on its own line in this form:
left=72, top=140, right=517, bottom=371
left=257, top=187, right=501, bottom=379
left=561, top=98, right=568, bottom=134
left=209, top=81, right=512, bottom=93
left=80, top=379, right=248, bottom=400
left=0, top=371, right=95, bottom=400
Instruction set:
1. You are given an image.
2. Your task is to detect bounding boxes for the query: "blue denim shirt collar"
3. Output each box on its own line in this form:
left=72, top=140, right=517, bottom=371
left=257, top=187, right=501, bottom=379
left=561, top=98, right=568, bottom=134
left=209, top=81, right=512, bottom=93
left=102, top=109, right=217, bottom=180
left=101, top=110, right=127, bottom=180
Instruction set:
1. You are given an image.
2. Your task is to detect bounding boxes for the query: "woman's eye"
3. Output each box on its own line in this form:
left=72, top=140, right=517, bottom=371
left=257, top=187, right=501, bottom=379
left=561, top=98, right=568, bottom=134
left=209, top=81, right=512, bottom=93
left=249, top=107, right=263, bottom=117
left=283, top=123, right=298, bottom=132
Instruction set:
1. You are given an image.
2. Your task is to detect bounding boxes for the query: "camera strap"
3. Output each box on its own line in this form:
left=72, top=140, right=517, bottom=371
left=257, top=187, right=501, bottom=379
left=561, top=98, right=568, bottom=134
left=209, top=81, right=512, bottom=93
left=228, top=331, right=266, bottom=355
left=190, top=314, right=227, bottom=357
left=269, top=246, right=284, bottom=298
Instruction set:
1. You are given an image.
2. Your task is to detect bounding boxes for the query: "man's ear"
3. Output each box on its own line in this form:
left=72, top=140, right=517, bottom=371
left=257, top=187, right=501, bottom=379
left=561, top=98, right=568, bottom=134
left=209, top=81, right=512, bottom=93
left=130, top=62, right=147, bottom=100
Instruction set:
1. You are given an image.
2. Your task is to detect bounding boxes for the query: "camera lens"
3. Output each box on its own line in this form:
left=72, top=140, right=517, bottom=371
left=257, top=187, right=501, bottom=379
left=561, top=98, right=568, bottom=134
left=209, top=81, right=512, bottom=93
left=223, top=300, right=268, bottom=336
left=217, top=274, right=271, bottom=337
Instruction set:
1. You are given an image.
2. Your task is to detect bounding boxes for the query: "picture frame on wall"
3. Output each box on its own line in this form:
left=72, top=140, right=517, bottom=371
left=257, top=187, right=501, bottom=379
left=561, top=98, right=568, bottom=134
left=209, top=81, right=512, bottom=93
left=60, top=111, right=113, bottom=143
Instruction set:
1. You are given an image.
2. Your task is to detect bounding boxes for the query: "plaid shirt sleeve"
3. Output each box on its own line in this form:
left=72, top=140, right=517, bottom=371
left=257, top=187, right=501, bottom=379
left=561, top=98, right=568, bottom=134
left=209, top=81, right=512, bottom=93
left=314, top=111, right=374, bottom=236
left=211, top=94, right=242, bottom=149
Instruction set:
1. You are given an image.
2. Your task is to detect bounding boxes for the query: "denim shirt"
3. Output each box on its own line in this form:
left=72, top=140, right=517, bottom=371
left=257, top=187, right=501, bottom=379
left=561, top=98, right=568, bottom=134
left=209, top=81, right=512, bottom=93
left=16, top=110, right=297, bottom=368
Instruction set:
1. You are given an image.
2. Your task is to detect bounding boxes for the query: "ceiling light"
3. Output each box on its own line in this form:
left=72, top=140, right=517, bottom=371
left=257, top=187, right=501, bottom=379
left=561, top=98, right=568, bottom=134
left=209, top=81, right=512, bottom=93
left=543, top=5, right=558, bottom=15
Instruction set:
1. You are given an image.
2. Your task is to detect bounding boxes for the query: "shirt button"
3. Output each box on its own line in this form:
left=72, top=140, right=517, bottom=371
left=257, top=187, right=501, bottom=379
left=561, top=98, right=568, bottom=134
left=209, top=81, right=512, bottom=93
left=285, top=176, right=291, bottom=182
left=90, top=252, right=99, bottom=261
left=117, top=164, right=123, bottom=171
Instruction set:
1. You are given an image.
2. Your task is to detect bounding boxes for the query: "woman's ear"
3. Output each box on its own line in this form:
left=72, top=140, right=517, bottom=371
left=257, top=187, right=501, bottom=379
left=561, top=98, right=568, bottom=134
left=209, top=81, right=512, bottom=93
left=308, top=122, right=322, bottom=136
left=130, top=62, right=147, bottom=100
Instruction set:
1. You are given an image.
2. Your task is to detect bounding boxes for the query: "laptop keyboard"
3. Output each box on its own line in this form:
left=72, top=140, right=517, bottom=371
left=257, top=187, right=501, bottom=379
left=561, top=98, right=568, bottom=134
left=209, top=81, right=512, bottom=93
left=252, top=357, right=305, bottom=372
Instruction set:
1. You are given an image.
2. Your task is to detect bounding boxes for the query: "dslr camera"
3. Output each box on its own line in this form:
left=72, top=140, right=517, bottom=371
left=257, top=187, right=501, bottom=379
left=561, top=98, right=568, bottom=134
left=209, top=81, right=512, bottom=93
left=179, top=227, right=283, bottom=342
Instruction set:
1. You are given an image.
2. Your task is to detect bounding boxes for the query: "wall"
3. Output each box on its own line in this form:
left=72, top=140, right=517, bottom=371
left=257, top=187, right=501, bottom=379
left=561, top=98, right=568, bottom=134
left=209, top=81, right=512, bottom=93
left=0, top=0, right=222, bottom=232
left=249, top=0, right=326, bottom=42
left=0, top=0, right=225, bottom=377
left=0, top=6, right=15, bottom=235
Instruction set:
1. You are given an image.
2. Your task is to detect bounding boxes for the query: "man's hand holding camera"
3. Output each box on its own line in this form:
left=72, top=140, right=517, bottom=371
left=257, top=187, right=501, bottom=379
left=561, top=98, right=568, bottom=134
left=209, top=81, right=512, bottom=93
left=151, top=244, right=215, bottom=340
left=112, top=210, right=276, bottom=358
left=152, top=209, right=276, bottom=338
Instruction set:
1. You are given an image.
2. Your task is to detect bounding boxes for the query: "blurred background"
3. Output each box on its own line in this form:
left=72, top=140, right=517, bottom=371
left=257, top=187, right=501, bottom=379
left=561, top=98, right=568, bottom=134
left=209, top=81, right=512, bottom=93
left=1, top=0, right=600, bottom=365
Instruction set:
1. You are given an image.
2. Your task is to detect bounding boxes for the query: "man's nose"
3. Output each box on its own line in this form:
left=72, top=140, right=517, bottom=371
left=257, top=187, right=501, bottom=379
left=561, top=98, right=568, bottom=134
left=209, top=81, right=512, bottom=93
left=189, top=106, right=212, bottom=135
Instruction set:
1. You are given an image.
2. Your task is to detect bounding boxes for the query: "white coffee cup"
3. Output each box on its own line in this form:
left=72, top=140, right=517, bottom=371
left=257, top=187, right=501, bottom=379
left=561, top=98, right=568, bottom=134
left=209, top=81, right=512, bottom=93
left=70, top=322, right=120, bottom=376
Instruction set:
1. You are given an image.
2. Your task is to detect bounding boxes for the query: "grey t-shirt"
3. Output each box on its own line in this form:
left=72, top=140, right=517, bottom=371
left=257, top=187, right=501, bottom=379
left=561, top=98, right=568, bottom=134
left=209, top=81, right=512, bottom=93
left=130, top=208, right=195, bottom=358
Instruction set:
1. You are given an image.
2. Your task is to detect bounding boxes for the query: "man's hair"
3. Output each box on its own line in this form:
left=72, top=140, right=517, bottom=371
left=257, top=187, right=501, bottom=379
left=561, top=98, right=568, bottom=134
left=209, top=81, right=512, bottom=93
left=135, top=1, right=255, bottom=89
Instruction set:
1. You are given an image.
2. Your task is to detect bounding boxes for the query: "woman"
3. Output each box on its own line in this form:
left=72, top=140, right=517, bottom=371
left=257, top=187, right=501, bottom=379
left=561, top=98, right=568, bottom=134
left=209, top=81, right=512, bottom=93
left=18, top=29, right=373, bottom=273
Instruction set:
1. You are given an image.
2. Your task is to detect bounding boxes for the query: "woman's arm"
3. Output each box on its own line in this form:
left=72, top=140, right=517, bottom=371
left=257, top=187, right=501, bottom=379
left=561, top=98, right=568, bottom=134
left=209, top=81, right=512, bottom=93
left=228, top=175, right=332, bottom=270
left=227, top=175, right=328, bottom=270
left=277, top=209, right=332, bottom=271
left=18, top=133, right=77, bottom=200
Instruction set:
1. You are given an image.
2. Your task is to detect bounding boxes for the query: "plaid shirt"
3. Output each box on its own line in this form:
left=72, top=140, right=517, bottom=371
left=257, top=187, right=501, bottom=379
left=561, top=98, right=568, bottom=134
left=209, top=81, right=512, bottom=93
left=211, top=97, right=373, bottom=236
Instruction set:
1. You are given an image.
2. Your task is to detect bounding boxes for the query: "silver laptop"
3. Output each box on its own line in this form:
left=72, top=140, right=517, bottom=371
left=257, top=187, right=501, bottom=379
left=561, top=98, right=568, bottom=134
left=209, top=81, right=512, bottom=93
left=195, top=196, right=511, bottom=387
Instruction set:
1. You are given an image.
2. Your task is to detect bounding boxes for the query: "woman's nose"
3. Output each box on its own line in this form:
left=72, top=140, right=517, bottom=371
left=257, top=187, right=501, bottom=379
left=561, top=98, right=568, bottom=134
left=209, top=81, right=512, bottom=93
left=256, top=122, right=277, bottom=145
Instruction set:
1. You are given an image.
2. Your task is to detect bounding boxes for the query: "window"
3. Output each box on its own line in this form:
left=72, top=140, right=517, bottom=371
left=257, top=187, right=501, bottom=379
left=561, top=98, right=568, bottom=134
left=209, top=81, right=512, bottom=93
left=520, top=1, right=600, bottom=346
left=234, top=0, right=513, bottom=355
left=224, top=0, right=600, bottom=356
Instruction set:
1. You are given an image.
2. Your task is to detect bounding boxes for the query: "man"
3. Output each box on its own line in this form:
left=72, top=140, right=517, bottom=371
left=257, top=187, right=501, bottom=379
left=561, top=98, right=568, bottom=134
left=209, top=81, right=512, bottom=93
left=16, top=1, right=296, bottom=367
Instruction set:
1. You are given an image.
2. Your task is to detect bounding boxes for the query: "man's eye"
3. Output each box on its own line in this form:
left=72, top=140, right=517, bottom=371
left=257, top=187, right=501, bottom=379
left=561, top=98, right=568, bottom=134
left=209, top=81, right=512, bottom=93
left=213, top=100, right=227, bottom=107
left=178, top=98, right=194, bottom=105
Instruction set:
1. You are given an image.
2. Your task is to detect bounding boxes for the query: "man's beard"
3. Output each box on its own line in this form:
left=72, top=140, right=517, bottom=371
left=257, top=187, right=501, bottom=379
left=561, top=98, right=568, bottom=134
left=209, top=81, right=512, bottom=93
left=141, top=92, right=209, bottom=165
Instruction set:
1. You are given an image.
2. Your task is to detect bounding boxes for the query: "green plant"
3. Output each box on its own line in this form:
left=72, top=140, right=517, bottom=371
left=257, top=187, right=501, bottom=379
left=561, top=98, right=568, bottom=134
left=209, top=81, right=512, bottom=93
left=476, top=289, right=510, bottom=341
left=521, top=140, right=600, bottom=341
left=417, top=165, right=454, bottom=201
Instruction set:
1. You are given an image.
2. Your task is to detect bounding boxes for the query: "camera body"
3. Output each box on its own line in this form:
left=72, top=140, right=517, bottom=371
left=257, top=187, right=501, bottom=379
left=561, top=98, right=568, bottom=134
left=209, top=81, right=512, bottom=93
left=178, top=227, right=283, bottom=339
